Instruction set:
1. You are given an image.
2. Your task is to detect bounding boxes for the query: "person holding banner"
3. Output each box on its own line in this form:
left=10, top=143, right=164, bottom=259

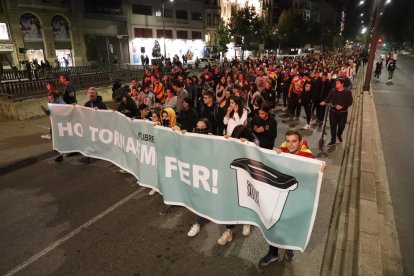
left=160, top=108, right=180, bottom=131
left=217, top=125, right=257, bottom=245
left=187, top=118, right=213, bottom=236
left=259, top=129, right=325, bottom=266
left=223, top=95, right=248, bottom=136
left=79, top=88, right=107, bottom=164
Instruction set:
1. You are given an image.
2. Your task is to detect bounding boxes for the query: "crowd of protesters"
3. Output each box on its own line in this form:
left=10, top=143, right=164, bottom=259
left=41, top=47, right=363, bottom=267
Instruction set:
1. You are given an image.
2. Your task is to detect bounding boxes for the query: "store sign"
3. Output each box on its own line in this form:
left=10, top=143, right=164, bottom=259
left=0, top=44, right=13, bottom=51
left=0, top=23, right=10, bottom=40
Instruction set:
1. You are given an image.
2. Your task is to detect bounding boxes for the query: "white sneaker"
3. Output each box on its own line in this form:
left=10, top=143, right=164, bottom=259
left=187, top=224, right=201, bottom=237
left=41, top=134, right=51, bottom=140
left=302, top=124, right=310, bottom=130
left=242, top=224, right=251, bottom=236
left=148, top=189, right=156, bottom=196
left=218, top=229, right=233, bottom=245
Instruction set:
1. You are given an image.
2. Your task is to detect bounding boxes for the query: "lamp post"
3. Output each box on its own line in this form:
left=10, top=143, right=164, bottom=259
left=162, top=0, right=173, bottom=61
left=363, top=0, right=390, bottom=92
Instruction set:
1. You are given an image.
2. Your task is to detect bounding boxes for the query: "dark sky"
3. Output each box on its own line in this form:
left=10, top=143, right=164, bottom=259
left=341, top=0, right=414, bottom=40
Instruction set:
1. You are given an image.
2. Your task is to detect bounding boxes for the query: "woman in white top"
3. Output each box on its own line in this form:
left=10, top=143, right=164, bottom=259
left=223, top=95, right=248, bottom=135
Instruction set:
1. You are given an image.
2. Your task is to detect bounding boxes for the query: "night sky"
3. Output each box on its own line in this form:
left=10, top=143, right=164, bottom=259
left=339, top=0, right=414, bottom=41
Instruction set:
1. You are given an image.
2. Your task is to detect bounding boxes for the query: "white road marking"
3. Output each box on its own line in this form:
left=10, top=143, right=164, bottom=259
left=4, top=187, right=145, bottom=276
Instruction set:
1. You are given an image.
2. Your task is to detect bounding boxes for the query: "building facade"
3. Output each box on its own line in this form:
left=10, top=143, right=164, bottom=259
left=128, top=0, right=206, bottom=65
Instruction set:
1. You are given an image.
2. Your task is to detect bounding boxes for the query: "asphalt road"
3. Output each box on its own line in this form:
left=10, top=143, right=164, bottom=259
left=0, top=81, right=353, bottom=275
left=372, top=54, right=414, bottom=276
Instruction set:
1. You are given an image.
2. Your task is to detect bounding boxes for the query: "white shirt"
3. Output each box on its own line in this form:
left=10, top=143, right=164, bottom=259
left=223, top=108, right=248, bottom=135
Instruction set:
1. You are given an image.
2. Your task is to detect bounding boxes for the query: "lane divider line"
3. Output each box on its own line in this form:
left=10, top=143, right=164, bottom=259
left=4, top=187, right=145, bottom=276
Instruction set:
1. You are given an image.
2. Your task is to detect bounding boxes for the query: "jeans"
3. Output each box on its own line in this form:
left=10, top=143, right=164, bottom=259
left=329, top=110, right=348, bottom=142
left=268, top=245, right=293, bottom=257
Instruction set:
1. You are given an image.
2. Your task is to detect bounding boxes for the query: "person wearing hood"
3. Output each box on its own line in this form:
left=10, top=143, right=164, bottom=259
left=84, top=87, right=107, bottom=110
left=160, top=107, right=180, bottom=131
left=117, top=93, right=139, bottom=118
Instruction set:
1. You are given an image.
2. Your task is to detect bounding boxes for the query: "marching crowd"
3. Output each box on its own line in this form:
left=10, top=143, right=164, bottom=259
left=42, top=48, right=361, bottom=267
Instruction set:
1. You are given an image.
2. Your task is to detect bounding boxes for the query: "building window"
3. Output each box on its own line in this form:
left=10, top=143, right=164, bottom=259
left=0, top=23, right=10, bottom=40
left=164, top=8, right=173, bottom=18
left=214, top=15, right=220, bottom=25
left=177, top=30, right=188, bottom=39
left=191, top=12, right=202, bottom=21
left=132, top=4, right=152, bottom=15
left=207, top=14, right=212, bottom=26
left=192, top=31, right=202, bottom=39
left=155, top=8, right=162, bottom=17
left=156, top=29, right=173, bottom=38
left=176, top=10, right=188, bottom=20
left=134, top=28, right=153, bottom=38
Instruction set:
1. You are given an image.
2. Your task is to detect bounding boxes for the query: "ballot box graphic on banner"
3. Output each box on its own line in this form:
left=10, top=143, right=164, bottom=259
left=230, top=158, right=298, bottom=229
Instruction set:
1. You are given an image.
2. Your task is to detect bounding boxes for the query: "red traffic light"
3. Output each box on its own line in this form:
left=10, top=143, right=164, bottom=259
left=378, top=38, right=383, bottom=43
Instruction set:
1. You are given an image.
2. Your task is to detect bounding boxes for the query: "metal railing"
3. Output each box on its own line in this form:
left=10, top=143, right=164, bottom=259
left=0, top=64, right=197, bottom=99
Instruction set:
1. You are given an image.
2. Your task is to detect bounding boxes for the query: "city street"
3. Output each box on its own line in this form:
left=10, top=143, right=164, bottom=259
left=0, top=97, right=348, bottom=275
left=372, top=54, right=414, bottom=275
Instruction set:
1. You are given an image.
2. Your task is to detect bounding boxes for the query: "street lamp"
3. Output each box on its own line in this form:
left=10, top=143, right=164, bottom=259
left=363, top=0, right=392, bottom=92
left=162, top=0, right=174, bottom=61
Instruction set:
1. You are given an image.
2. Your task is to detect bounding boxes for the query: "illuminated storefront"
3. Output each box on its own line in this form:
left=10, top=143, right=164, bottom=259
left=131, top=27, right=205, bottom=65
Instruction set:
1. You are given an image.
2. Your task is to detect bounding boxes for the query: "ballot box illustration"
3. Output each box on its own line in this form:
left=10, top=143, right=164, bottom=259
left=230, top=158, right=298, bottom=229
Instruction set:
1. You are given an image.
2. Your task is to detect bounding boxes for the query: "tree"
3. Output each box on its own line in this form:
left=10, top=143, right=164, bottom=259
left=277, top=9, right=308, bottom=48
left=227, top=5, right=263, bottom=58
left=215, top=18, right=230, bottom=56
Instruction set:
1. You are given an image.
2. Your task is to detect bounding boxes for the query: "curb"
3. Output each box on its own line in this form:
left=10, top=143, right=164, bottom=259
left=320, top=69, right=403, bottom=275
left=0, top=151, right=57, bottom=176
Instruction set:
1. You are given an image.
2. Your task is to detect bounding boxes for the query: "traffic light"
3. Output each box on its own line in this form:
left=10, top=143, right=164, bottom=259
left=378, top=38, right=382, bottom=43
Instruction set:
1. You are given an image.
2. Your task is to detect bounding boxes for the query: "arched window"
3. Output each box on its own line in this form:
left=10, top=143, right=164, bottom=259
left=20, top=13, right=43, bottom=41
left=51, top=15, right=70, bottom=41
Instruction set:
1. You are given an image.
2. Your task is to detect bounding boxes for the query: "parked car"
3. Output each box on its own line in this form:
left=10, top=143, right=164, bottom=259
left=400, top=50, right=412, bottom=55
left=198, top=58, right=216, bottom=68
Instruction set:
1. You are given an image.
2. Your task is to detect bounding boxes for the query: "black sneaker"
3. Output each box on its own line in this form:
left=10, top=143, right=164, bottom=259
left=54, top=155, right=63, bottom=163
left=259, top=253, right=278, bottom=266
left=285, top=250, right=295, bottom=262
left=337, top=135, right=343, bottom=143
left=327, top=141, right=336, bottom=146
left=159, top=205, right=173, bottom=215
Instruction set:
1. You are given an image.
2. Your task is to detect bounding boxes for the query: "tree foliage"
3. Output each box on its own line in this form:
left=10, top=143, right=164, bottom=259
left=215, top=18, right=230, bottom=53
left=227, top=5, right=263, bottom=51
left=276, top=9, right=308, bottom=48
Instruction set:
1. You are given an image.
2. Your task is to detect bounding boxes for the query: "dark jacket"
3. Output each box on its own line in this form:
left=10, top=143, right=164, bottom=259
left=63, top=82, right=77, bottom=104
left=84, top=96, right=107, bottom=110
left=178, top=107, right=198, bottom=132
left=324, top=88, right=353, bottom=111
left=200, top=103, right=225, bottom=135
left=117, top=97, right=139, bottom=118
left=251, top=114, right=277, bottom=149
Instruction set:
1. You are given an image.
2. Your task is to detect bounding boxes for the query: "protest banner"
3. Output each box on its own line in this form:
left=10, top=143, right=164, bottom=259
left=50, top=104, right=324, bottom=252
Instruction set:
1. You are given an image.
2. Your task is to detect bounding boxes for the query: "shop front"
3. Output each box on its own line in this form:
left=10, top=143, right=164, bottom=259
left=52, top=15, right=73, bottom=67
left=131, top=28, right=205, bottom=65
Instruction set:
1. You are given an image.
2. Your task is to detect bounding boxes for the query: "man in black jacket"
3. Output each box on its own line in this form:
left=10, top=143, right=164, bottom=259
left=251, top=103, right=277, bottom=149
left=320, top=78, right=353, bottom=146
left=200, top=90, right=224, bottom=135
left=84, top=87, right=107, bottom=110
left=60, top=74, right=77, bottom=104
left=314, top=73, right=332, bottom=126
